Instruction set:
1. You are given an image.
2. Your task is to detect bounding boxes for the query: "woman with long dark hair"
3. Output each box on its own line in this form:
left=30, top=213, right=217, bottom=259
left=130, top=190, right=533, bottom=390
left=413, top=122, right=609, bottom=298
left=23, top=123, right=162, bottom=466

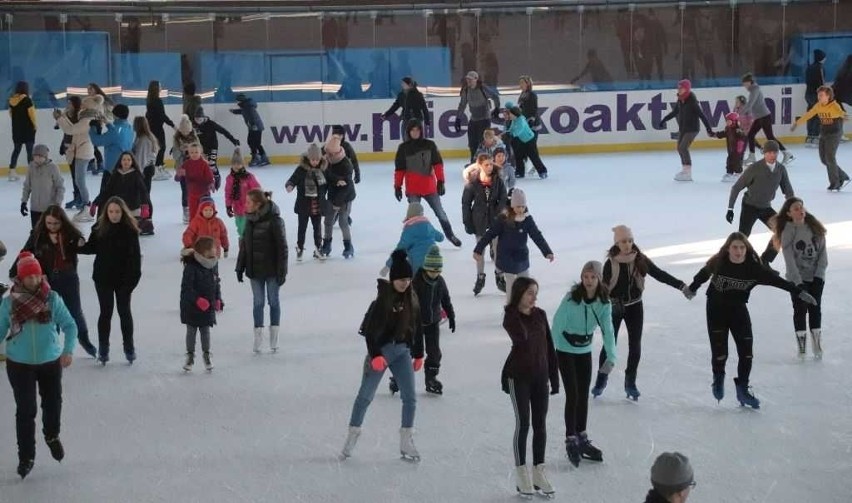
left=60, top=96, right=83, bottom=210
left=687, top=232, right=816, bottom=409
left=79, top=197, right=142, bottom=365
left=144, top=80, right=174, bottom=181
left=8, top=81, right=36, bottom=182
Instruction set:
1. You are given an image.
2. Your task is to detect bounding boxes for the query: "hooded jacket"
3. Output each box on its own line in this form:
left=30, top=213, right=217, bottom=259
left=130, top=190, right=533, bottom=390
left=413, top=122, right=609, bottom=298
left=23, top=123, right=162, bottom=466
left=9, top=93, right=36, bottom=143
left=224, top=168, right=261, bottom=217
left=462, top=167, right=508, bottom=236
left=230, top=97, right=264, bottom=131
left=551, top=293, right=616, bottom=357
left=660, top=92, right=712, bottom=134
left=236, top=201, right=288, bottom=283
left=95, top=167, right=149, bottom=212
left=741, top=84, right=771, bottom=120
left=412, top=269, right=454, bottom=326
left=324, top=155, right=356, bottom=207
left=384, top=86, right=430, bottom=125
left=0, top=289, right=77, bottom=365
left=183, top=200, right=230, bottom=257
left=506, top=115, right=536, bottom=143
left=90, top=118, right=134, bottom=173
left=285, top=156, right=329, bottom=215
left=385, top=216, right=445, bottom=272
left=180, top=254, right=222, bottom=328
left=394, top=122, right=445, bottom=196
left=22, top=157, right=64, bottom=212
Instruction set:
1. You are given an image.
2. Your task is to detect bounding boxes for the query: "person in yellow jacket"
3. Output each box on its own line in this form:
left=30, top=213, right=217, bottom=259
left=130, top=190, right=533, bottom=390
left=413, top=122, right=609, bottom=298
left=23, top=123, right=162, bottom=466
left=792, top=85, right=850, bottom=191
left=8, top=81, right=37, bottom=182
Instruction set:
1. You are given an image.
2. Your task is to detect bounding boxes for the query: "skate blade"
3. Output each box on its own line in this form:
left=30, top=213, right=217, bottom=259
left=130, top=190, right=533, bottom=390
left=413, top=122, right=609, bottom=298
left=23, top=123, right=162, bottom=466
left=516, top=488, right=534, bottom=499
left=400, top=454, right=420, bottom=462
left=534, top=489, right=555, bottom=499
left=338, top=453, right=351, bottom=461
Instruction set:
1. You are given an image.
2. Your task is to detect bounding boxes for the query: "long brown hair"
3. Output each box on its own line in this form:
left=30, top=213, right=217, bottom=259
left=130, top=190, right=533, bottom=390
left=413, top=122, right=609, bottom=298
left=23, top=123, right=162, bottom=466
left=771, top=197, right=827, bottom=251
left=246, top=189, right=272, bottom=211
left=133, top=116, right=159, bottom=152
left=146, top=80, right=161, bottom=105
left=706, top=232, right=760, bottom=272
left=33, top=205, right=82, bottom=247
left=96, top=196, right=140, bottom=237
left=508, top=277, right=539, bottom=310
left=606, top=243, right=650, bottom=276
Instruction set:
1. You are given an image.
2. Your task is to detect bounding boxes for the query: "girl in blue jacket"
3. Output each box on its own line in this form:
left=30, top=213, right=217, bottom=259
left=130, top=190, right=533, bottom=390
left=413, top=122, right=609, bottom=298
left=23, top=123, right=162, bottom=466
left=503, top=103, right=548, bottom=179
left=0, top=252, right=78, bottom=480
left=551, top=261, right=616, bottom=468
left=382, top=202, right=444, bottom=275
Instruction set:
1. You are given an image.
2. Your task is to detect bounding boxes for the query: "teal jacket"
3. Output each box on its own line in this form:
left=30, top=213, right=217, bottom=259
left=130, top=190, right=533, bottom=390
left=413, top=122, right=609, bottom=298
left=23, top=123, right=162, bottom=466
left=507, top=116, right=535, bottom=143
left=551, top=293, right=616, bottom=360
left=0, top=291, right=77, bottom=365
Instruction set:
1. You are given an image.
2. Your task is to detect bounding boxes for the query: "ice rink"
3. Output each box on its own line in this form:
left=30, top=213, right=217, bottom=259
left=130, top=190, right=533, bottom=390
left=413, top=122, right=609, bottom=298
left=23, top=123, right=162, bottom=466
left=0, top=146, right=850, bottom=502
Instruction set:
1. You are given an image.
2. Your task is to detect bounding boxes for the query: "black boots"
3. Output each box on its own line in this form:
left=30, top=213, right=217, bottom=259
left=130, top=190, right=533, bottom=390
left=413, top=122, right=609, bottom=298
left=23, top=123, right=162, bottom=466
left=343, top=239, right=354, bottom=259
left=46, top=437, right=65, bottom=462
left=473, top=274, right=486, bottom=296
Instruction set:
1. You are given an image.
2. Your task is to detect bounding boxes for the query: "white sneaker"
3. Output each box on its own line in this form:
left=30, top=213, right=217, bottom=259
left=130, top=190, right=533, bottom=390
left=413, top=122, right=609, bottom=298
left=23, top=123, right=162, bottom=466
left=782, top=152, right=795, bottom=165
left=73, top=206, right=94, bottom=222
left=152, top=166, right=171, bottom=181
left=515, top=465, right=534, bottom=498
left=269, top=326, right=279, bottom=353
left=253, top=327, right=263, bottom=354
left=532, top=464, right=555, bottom=497
left=399, top=428, right=420, bottom=461
left=674, top=170, right=693, bottom=182
left=340, top=426, right=361, bottom=459
left=721, top=173, right=740, bottom=183
left=744, top=153, right=756, bottom=166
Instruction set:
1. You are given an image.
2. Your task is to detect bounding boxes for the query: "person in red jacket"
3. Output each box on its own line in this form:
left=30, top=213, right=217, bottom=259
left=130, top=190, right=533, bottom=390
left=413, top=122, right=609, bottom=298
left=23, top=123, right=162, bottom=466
left=393, top=119, right=461, bottom=247
left=178, top=143, right=214, bottom=220
left=182, top=196, right=230, bottom=258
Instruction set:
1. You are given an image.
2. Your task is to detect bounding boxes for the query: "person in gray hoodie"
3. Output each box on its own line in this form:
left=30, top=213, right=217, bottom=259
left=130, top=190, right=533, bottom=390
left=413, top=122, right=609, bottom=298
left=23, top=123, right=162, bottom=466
left=20, top=144, right=64, bottom=228
left=741, top=73, right=793, bottom=165
left=455, top=71, right=500, bottom=162
left=726, top=140, right=793, bottom=264
left=771, top=197, right=827, bottom=360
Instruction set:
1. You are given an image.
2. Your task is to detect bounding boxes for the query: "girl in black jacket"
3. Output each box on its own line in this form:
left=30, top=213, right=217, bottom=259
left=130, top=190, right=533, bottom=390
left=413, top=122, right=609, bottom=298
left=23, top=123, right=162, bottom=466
left=12, top=206, right=96, bottom=357
left=8, top=81, right=36, bottom=182
left=382, top=77, right=430, bottom=141
left=411, top=246, right=455, bottom=395
left=79, top=196, right=142, bottom=365
left=687, top=232, right=816, bottom=409
left=659, top=79, right=713, bottom=182
left=502, top=276, right=558, bottom=498
left=593, top=225, right=692, bottom=400
left=144, top=80, right=174, bottom=177
left=94, top=152, right=150, bottom=218
left=462, top=153, right=508, bottom=293
left=285, top=144, right=328, bottom=261
left=341, top=250, right=423, bottom=461
left=321, top=135, right=356, bottom=259
left=235, top=189, right=288, bottom=354
left=181, top=236, right=222, bottom=372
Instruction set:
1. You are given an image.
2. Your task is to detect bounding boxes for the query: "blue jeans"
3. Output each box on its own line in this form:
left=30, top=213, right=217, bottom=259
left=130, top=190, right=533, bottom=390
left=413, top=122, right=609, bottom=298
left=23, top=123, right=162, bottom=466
left=349, top=342, right=416, bottom=428
left=73, top=158, right=91, bottom=203
left=250, top=277, right=281, bottom=327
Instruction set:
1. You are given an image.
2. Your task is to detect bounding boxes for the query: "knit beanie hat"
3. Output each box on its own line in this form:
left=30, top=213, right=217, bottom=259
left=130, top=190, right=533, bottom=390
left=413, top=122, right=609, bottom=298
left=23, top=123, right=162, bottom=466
left=235, top=93, right=248, bottom=103
left=113, top=104, right=129, bottom=120
left=198, top=195, right=216, bottom=215
left=325, top=135, right=346, bottom=164
left=194, top=106, right=207, bottom=119
left=510, top=187, right=527, bottom=207
left=678, top=79, right=692, bottom=94
left=177, top=114, right=193, bottom=135
left=33, top=144, right=49, bottom=158
left=306, top=144, right=323, bottom=162
left=401, top=76, right=415, bottom=87
left=814, top=49, right=826, bottom=62
left=16, top=251, right=43, bottom=279
left=465, top=70, right=479, bottom=80
left=581, top=260, right=603, bottom=282
left=389, top=249, right=413, bottom=281
left=763, top=140, right=780, bottom=153
left=612, top=225, right=634, bottom=243
left=503, top=100, right=516, bottom=110
left=725, top=112, right=740, bottom=122
left=231, top=148, right=244, bottom=166
left=331, top=124, right=346, bottom=137
left=651, top=452, right=694, bottom=496
left=422, top=245, right=443, bottom=273
left=508, top=106, right=524, bottom=118
left=404, top=202, right=424, bottom=222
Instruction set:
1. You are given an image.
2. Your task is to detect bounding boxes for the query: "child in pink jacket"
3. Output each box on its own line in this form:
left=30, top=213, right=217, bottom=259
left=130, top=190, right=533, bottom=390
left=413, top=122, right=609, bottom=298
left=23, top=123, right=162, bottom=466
left=224, top=148, right=261, bottom=237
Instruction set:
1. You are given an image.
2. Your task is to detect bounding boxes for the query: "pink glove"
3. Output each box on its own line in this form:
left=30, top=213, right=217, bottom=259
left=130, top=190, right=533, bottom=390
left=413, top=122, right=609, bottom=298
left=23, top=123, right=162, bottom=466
left=370, top=356, right=388, bottom=372
left=196, top=297, right=210, bottom=311
left=413, top=357, right=424, bottom=372
left=140, top=204, right=150, bottom=219
left=215, top=300, right=223, bottom=312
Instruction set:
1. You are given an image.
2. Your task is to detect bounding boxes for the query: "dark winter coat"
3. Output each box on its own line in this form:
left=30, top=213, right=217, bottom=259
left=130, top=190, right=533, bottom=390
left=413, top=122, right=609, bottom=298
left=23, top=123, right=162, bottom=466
left=11, top=230, right=83, bottom=278
left=182, top=93, right=202, bottom=121
left=805, top=60, right=825, bottom=97
left=286, top=157, right=329, bottom=215
left=474, top=214, right=552, bottom=275
left=604, top=254, right=685, bottom=306
left=517, top=90, right=540, bottom=128
left=643, top=489, right=669, bottom=503
left=321, top=141, right=360, bottom=184
left=145, top=97, right=174, bottom=134
left=689, top=256, right=800, bottom=305
left=9, top=93, right=36, bottom=144
left=384, top=88, right=430, bottom=125
left=412, top=270, right=455, bottom=326
left=325, top=156, right=356, bottom=207
left=360, top=279, right=423, bottom=359
left=95, top=168, right=150, bottom=211
left=462, top=169, right=508, bottom=236
left=714, top=125, right=746, bottom=174
left=661, top=92, right=712, bottom=134
left=394, top=133, right=445, bottom=197
left=500, top=306, right=559, bottom=394
left=79, top=223, right=142, bottom=289
left=230, top=98, right=264, bottom=132
left=180, top=255, right=221, bottom=328
left=195, top=118, right=238, bottom=152
left=236, top=201, right=288, bottom=284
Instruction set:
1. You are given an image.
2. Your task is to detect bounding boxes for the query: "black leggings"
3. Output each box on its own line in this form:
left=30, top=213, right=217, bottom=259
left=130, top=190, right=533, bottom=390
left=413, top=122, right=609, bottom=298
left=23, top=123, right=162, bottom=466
left=792, top=279, right=823, bottom=331
left=143, top=164, right=154, bottom=218
left=747, top=115, right=786, bottom=153
left=513, top=134, right=548, bottom=177
left=95, top=283, right=135, bottom=354
left=467, top=119, right=490, bottom=162
left=598, top=301, right=643, bottom=377
left=10, top=141, right=34, bottom=170
left=297, top=213, right=322, bottom=250
left=247, top=130, right=266, bottom=158
left=424, top=322, right=441, bottom=379
left=6, top=358, right=62, bottom=462
left=557, top=351, right=592, bottom=438
left=707, top=300, right=753, bottom=383
left=508, top=376, right=549, bottom=467
left=152, top=127, right=167, bottom=167
left=94, top=147, right=104, bottom=169
left=738, top=203, right=779, bottom=263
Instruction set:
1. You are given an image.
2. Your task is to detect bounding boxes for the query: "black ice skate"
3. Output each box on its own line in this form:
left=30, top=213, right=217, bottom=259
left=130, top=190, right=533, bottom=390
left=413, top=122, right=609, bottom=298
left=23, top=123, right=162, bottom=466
left=712, top=372, right=725, bottom=402
left=46, top=437, right=65, bottom=462
left=495, top=272, right=506, bottom=293
left=389, top=376, right=399, bottom=395
left=591, top=372, right=608, bottom=398
left=17, top=459, right=34, bottom=479
left=578, top=432, right=602, bottom=462
left=183, top=353, right=195, bottom=372
left=342, top=239, right=355, bottom=259
left=425, top=377, right=443, bottom=395
left=565, top=436, right=581, bottom=468
left=473, top=273, right=486, bottom=296
left=203, top=352, right=213, bottom=371
left=734, top=378, right=760, bottom=409
left=296, top=247, right=304, bottom=262
left=624, top=374, right=641, bottom=401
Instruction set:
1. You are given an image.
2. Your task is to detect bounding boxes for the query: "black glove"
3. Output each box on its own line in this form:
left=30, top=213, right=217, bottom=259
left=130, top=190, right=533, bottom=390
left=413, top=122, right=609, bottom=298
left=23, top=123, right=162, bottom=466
left=354, top=173, right=361, bottom=184
left=394, top=187, right=403, bottom=202
left=437, top=181, right=445, bottom=196
left=236, top=271, right=244, bottom=283
left=226, top=206, right=234, bottom=218
left=658, top=119, right=667, bottom=128
left=20, top=202, right=28, bottom=217
left=726, top=209, right=735, bottom=224
left=448, top=316, right=456, bottom=333
left=213, top=168, right=222, bottom=191
left=453, top=118, right=461, bottom=133
left=798, top=290, right=817, bottom=305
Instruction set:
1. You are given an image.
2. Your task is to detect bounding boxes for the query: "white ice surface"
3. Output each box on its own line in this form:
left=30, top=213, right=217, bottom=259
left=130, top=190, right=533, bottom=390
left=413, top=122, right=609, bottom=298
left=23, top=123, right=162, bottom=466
left=0, top=147, right=851, bottom=503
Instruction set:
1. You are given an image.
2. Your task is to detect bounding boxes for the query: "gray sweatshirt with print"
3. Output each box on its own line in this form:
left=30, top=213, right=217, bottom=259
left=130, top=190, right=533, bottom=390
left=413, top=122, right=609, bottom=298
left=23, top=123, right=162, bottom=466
left=781, top=223, right=827, bottom=284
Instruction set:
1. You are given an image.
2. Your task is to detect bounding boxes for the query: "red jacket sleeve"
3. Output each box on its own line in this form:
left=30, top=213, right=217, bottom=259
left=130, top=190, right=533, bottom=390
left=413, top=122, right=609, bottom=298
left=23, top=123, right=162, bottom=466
left=394, top=169, right=405, bottom=189
left=218, top=218, right=230, bottom=251
left=182, top=221, right=197, bottom=249
left=433, top=162, right=445, bottom=183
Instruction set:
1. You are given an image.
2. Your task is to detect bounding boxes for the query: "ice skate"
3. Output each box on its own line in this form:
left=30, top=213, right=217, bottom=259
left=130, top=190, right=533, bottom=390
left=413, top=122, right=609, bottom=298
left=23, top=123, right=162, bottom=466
left=389, top=376, right=399, bottom=395
left=495, top=272, right=506, bottom=293
left=248, top=156, right=261, bottom=167
left=795, top=331, right=807, bottom=359
left=339, top=426, right=361, bottom=460
left=46, top=437, right=65, bottom=462
left=810, top=329, right=822, bottom=360
left=313, top=248, right=327, bottom=261
left=712, top=372, right=725, bottom=402
left=183, top=352, right=195, bottom=372
left=721, top=173, right=740, bottom=183
left=565, top=436, right=581, bottom=467
left=80, top=341, right=97, bottom=358
left=182, top=207, right=190, bottom=224
left=673, top=165, right=693, bottom=182
left=98, top=350, right=109, bottom=366
left=734, top=377, right=760, bottom=409
left=624, top=374, right=641, bottom=401
left=7, top=170, right=19, bottom=182
left=515, top=464, right=534, bottom=499
left=425, top=376, right=443, bottom=395
left=296, top=247, right=304, bottom=262
left=152, top=165, right=171, bottom=181
left=805, top=137, right=818, bottom=148
left=838, top=178, right=851, bottom=191
left=539, top=172, right=548, bottom=180
left=65, top=197, right=82, bottom=210
left=744, top=152, right=756, bottom=166
left=203, top=352, right=213, bottom=371
left=253, top=327, right=264, bottom=354
left=781, top=151, right=795, bottom=165
left=399, top=428, right=420, bottom=462
left=258, top=154, right=271, bottom=166
left=17, top=459, right=34, bottom=479
left=342, top=240, right=355, bottom=259
left=269, top=326, right=279, bottom=353
left=591, top=372, right=608, bottom=398
left=532, top=464, right=555, bottom=498
left=447, top=234, right=462, bottom=247
left=473, top=273, right=486, bottom=296
left=73, top=206, right=94, bottom=223
left=578, top=432, right=603, bottom=462
left=321, top=238, right=332, bottom=257
left=125, top=350, right=136, bottom=364
left=527, top=165, right=537, bottom=177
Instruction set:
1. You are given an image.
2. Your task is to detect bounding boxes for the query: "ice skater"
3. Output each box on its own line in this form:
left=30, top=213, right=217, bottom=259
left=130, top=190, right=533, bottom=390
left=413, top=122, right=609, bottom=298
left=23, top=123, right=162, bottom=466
left=686, top=232, right=816, bottom=409
left=741, top=73, right=794, bottom=166
left=224, top=148, right=261, bottom=238
left=411, top=246, right=455, bottom=395
left=321, top=135, right=356, bottom=259
left=771, top=198, right=827, bottom=359
left=381, top=77, right=430, bottom=142
left=659, top=79, right=713, bottom=182
left=503, top=102, right=548, bottom=179
left=462, top=153, right=508, bottom=295
left=20, top=144, right=64, bottom=229
left=230, top=93, right=269, bottom=167
left=180, top=236, right=223, bottom=372
left=193, top=106, right=240, bottom=191
left=285, top=144, right=328, bottom=261
left=713, top=112, right=747, bottom=182
left=182, top=196, right=229, bottom=259
left=455, top=71, right=500, bottom=162
left=791, top=85, right=850, bottom=191
left=382, top=202, right=444, bottom=276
